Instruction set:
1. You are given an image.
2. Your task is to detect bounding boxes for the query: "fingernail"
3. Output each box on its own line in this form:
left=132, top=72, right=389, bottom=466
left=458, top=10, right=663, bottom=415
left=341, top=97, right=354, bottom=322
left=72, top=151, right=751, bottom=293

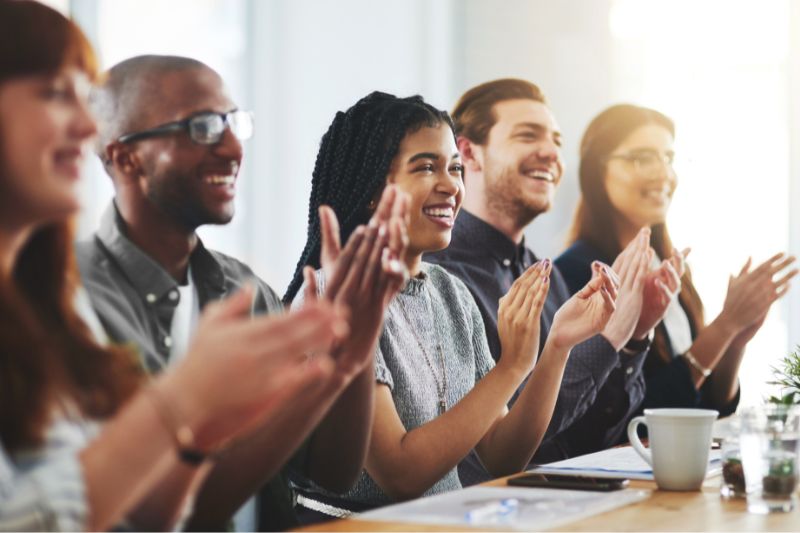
left=368, top=218, right=379, bottom=228
left=378, top=224, right=387, bottom=237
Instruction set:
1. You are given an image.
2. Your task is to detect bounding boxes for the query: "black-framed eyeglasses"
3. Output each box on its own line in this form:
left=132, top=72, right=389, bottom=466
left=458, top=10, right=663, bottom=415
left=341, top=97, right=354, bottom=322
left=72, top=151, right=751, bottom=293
left=117, top=110, right=254, bottom=145
left=607, top=149, right=675, bottom=176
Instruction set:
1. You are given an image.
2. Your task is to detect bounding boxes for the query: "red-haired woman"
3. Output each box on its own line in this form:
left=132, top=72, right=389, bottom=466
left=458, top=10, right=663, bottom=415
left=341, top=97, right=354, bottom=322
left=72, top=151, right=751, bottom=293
left=557, top=104, right=797, bottom=416
left=0, top=1, right=351, bottom=530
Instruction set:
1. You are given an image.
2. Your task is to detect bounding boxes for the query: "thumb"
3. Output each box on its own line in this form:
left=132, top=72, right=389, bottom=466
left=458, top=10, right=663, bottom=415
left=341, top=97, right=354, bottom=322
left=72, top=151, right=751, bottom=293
left=577, top=274, right=604, bottom=299
left=319, top=205, right=342, bottom=266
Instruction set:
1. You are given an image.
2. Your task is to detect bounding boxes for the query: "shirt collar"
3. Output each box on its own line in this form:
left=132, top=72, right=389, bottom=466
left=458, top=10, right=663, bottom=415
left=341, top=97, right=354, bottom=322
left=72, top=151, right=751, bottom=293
left=96, top=202, right=226, bottom=303
left=453, top=209, right=534, bottom=266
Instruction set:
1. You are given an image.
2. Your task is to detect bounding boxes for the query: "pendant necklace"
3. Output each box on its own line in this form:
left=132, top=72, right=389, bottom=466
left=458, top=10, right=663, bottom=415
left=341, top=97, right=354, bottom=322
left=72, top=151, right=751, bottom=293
left=398, top=294, right=448, bottom=414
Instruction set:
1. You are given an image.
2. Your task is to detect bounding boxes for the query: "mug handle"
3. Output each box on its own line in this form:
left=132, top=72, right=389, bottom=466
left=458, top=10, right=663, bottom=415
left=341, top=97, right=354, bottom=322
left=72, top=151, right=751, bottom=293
left=627, top=415, right=652, bottom=467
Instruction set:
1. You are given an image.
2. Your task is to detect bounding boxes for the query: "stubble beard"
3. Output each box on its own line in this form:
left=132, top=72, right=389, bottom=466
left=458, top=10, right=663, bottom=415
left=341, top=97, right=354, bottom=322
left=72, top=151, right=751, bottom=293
left=484, top=165, right=550, bottom=231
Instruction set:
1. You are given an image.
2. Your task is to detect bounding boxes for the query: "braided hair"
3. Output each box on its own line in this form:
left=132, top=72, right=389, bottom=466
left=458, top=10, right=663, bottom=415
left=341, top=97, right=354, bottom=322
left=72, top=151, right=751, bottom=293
left=284, top=91, right=454, bottom=303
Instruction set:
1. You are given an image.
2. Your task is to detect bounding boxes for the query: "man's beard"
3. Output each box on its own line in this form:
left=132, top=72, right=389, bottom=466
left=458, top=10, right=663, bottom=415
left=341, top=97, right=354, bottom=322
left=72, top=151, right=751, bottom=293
left=145, top=170, right=232, bottom=231
left=484, top=165, right=551, bottom=229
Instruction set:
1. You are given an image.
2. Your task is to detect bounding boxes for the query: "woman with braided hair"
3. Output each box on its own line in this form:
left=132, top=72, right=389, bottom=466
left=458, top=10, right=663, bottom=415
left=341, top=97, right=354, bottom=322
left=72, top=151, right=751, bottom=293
left=287, top=91, right=621, bottom=519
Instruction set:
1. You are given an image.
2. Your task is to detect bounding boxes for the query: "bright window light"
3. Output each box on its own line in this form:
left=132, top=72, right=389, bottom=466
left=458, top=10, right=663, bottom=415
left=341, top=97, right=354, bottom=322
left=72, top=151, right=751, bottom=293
left=611, top=0, right=792, bottom=407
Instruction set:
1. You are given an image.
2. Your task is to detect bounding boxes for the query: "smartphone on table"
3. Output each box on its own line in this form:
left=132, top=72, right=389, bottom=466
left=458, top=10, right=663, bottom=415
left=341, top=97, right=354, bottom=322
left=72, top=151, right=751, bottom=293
left=507, top=472, right=629, bottom=491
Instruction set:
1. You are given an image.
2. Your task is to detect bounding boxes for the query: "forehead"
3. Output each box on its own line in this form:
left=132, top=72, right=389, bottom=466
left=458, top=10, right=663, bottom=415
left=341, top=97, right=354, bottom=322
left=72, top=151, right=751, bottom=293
left=145, top=67, right=235, bottom=124
left=396, top=123, right=457, bottom=159
left=489, top=99, right=560, bottom=135
left=616, top=123, right=674, bottom=151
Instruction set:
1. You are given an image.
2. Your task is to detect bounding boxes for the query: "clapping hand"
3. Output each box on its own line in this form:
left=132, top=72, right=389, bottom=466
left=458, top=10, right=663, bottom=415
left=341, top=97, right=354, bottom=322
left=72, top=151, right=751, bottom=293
left=549, top=260, right=618, bottom=351
left=634, top=247, right=689, bottom=340
left=600, top=227, right=651, bottom=350
left=722, top=253, right=798, bottom=348
left=497, top=260, right=551, bottom=374
left=304, top=185, right=410, bottom=380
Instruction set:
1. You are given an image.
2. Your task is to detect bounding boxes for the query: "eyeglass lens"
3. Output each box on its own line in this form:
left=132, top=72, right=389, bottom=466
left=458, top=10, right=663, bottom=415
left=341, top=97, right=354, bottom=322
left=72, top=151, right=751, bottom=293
left=188, top=112, right=254, bottom=144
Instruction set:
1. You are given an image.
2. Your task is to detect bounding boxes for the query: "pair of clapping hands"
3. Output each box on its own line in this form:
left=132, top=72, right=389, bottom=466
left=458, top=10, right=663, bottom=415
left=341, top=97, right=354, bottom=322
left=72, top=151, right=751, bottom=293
left=496, top=226, right=796, bottom=370
left=159, top=187, right=409, bottom=454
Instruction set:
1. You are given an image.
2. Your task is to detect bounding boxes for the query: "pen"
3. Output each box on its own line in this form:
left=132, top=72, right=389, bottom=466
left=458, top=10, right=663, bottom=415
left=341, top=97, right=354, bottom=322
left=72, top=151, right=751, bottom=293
left=464, top=498, right=519, bottom=523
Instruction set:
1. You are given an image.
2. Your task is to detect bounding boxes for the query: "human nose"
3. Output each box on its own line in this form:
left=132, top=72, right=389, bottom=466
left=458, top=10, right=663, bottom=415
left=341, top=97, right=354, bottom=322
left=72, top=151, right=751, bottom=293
left=214, top=126, right=244, bottom=162
left=70, top=96, right=98, bottom=141
left=436, top=168, right=462, bottom=196
left=536, top=137, right=561, bottom=163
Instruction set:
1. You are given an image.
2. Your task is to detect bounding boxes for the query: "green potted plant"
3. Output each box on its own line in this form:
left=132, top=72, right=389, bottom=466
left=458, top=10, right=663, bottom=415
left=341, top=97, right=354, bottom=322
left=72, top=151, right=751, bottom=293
left=768, top=346, right=800, bottom=406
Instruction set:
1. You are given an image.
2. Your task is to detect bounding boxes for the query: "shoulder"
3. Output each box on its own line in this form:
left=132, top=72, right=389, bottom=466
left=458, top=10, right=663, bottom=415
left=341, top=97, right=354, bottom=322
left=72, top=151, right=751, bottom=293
left=555, top=240, right=602, bottom=292
left=206, top=249, right=282, bottom=313
left=423, top=263, right=478, bottom=309
left=74, top=236, right=108, bottom=277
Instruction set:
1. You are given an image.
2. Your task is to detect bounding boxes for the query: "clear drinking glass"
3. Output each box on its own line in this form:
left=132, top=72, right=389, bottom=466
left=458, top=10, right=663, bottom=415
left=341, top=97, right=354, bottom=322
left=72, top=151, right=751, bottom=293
left=739, top=405, right=800, bottom=513
left=720, top=434, right=746, bottom=499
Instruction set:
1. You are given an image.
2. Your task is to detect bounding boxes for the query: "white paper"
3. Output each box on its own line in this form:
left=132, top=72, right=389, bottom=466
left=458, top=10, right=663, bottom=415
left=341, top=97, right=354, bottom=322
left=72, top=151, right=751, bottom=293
left=529, top=445, right=721, bottom=480
left=356, top=486, right=650, bottom=531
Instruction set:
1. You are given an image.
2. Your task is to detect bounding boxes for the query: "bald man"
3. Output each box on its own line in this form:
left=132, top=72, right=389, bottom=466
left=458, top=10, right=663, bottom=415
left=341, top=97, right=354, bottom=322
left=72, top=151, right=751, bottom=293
left=77, top=55, right=387, bottom=530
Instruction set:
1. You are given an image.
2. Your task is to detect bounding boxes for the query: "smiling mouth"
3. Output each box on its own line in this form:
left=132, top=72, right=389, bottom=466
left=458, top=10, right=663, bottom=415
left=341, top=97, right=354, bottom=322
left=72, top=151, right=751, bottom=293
left=523, top=169, right=555, bottom=183
left=204, top=175, right=236, bottom=186
left=641, top=188, right=671, bottom=202
left=422, top=205, right=456, bottom=227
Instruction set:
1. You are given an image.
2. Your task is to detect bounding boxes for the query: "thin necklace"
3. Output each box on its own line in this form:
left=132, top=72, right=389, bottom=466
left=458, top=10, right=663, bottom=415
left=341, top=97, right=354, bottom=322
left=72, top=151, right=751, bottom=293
left=397, top=291, right=448, bottom=414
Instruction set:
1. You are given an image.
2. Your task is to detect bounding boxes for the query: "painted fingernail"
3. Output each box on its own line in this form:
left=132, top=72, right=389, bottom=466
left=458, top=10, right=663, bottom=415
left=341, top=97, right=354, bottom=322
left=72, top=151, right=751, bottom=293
left=378, top=224, right=387, bottom=237
left=368, top=217, right=379, bottom=228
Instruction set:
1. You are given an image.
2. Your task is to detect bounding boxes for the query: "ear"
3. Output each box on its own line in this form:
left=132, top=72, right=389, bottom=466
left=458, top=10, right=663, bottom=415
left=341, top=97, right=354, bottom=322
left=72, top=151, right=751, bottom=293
left=105, top=142, right=142, bottom=184
left=456, top=135, right=482, bottom=173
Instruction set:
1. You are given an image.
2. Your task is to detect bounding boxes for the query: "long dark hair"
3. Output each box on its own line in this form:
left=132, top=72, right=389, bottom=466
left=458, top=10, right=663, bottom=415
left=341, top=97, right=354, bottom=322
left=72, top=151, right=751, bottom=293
left=0, top=0, right=142, bottom=452
left=569, top=104, right=705, bottom=361
left=284, top=91, right=454, bottom=303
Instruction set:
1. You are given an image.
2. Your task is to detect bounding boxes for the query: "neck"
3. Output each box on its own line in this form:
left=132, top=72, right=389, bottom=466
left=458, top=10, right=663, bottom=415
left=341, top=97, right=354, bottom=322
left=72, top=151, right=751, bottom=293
left=117, top=199, right=197, bottom=283
left=404, top=249, right=424, bottom=278
left=0, top=219, right=33, bottom=283
left=462, top=194, right=526, bottom=245
left=613, top=213, right=642, bottom=252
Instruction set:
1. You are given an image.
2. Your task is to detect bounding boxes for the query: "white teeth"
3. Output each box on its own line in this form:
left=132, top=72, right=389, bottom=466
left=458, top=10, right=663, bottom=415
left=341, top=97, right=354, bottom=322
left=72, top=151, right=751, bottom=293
left=643, top=188, right=670, bottom=200
left=526, top=170, right=554, bottom=182
left=423, top=207, right=454, bottom=218
left=205, top=175, right=235, bottom=185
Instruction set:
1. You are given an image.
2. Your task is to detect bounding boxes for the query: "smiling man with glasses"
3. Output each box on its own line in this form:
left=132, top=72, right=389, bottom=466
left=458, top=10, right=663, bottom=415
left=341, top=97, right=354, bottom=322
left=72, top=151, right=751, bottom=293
left=75, top=55, right=382, bottom=532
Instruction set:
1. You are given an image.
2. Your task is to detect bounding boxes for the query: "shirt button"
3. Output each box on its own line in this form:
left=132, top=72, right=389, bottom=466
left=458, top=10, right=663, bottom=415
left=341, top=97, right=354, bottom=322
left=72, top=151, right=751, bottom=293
left=626, top=366, right=634, bottom=375
left=169, top=290, right=179, bottom=301
left=164, top=336, right=173, bottom=348
left=502, top=259, right=511, bottom=267
left=145, top=293, right=157, bottom=304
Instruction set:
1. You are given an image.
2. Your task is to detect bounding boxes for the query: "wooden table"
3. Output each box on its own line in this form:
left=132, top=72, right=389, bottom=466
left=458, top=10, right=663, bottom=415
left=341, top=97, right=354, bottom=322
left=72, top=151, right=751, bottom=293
left=297, top=476, right=800, bottom=531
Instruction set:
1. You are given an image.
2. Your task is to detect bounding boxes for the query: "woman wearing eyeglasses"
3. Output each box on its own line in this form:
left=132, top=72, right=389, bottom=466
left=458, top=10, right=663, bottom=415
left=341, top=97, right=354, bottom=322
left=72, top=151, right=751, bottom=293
left=556, top=104, right=797, bottom=416
left=0, top=2, right=353, bottom=530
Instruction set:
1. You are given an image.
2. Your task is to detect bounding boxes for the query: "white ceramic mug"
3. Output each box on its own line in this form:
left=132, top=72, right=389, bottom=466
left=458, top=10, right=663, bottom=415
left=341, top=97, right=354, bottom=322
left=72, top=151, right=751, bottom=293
left=627, top=408, right=719, bottom=490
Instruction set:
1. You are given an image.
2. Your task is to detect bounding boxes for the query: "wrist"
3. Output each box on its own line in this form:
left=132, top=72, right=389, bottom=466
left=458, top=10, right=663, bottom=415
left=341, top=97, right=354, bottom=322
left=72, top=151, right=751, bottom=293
left=600, top=326, right=625, bottom=352
left=711, top=314, right=741, bottom=339
left=495, top=354, right=534, bottom=381
left=542, top=336, right=571, bottom=363
left=147, top=379, right=217, bottom=466
left=620, top=330, right=653, bottom=356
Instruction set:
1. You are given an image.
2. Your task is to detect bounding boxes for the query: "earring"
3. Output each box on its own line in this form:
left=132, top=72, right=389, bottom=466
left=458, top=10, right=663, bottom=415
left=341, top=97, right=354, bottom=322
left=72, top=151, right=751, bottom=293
left=367, top=200, right=377, bottom=211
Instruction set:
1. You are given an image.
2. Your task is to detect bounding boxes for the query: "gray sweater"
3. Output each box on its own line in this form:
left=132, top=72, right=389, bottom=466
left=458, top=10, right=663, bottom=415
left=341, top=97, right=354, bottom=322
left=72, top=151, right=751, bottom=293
left=295, top=262, right=495, bottom=510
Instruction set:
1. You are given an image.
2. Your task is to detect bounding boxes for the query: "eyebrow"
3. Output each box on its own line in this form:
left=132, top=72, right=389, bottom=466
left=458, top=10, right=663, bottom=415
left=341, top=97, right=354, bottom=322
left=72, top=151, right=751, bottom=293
left=408, top=151, right=461, bottom=163
left=512, top=122, right=562, bottom=141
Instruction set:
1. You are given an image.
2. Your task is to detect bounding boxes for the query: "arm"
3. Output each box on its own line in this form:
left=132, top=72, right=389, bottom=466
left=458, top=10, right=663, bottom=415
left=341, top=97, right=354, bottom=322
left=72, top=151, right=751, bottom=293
left=363, top=261, right=550, bottom=500
left=90, top=291, right=347, bottom=531
left=477, top=268, right=617, bottom=474
left=685, top=253, right=797, bottom=398
left=187, top=188, right=409, bottom=528
left=302, top=189, right=408, bottom=491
